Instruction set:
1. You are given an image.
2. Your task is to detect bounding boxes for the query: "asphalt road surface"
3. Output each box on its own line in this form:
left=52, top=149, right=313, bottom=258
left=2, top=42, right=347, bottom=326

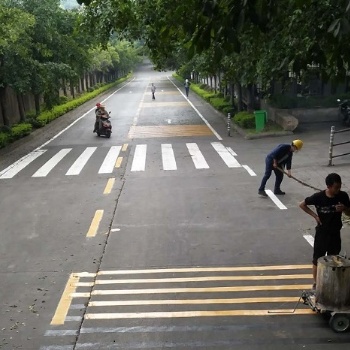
left=1, top=61, right=350, bottom=349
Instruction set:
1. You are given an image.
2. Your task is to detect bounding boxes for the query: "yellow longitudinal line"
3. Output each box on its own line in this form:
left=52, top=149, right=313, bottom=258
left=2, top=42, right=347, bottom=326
left=85, top=309, right=314, bottom=319
left=97, top=265, right=311, bottom=275
left=115, top=157, right=123, bottom=168
left=94, top=274, right=312, bottom=284
left=51, top=274, right=79, bottom=325
left=89, top=297, right=300, bottom=307
left=122, top=143, right=128, bottom=151
left=86, top=210, right=104, bottom=237
left=91, top=284, right=310, bottom=295
left=103, top=178, right=115, bottom=194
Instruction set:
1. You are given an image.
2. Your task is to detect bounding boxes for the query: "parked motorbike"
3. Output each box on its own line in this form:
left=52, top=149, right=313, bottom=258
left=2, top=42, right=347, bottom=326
left=337, top=99, right=350, bottom=126
left=95, top=112, right=112, bottom=138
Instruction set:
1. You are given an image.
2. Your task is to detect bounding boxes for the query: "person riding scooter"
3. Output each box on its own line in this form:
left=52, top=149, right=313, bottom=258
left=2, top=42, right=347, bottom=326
left=94, top=103, right=108, bottom=133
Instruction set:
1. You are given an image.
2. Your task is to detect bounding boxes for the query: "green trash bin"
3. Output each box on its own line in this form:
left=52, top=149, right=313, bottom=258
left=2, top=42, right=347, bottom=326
left=254, top=110, right=267, bottom=132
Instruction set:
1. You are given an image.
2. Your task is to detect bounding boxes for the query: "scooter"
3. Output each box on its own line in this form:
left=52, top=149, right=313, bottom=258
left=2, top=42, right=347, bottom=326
left=95, top=112, right=112, bottom=138
left=337, top=99, right=350, bottom=126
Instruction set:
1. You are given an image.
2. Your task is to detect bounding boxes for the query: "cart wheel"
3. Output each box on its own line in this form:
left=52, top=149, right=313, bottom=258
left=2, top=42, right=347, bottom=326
left=329, top=313, right=350, bottom=333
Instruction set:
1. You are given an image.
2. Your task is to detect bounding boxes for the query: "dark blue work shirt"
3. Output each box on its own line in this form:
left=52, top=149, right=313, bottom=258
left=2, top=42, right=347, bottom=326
left=266, top=144, right=293, bottom=170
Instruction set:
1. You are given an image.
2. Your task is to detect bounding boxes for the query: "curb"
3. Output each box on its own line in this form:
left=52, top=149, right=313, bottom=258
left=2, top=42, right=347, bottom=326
left=230, top=120, right=294, bottom=139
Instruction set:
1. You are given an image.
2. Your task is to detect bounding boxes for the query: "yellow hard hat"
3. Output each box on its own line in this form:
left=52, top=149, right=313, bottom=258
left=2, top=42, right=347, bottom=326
left=293, top=139, right=303, bottom=150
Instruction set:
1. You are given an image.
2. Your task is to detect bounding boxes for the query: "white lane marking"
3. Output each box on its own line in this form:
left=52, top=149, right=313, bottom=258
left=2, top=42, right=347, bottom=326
left=39, top=346, right=74, bottom=350
left=265, top=190, right=287, bottom=210
left=98, top=146, right=122, bottom=174
left=32, top=149, right=72, bottom=177
left=66, top=147, right=97, bottom=175
left=0, top=150, right=46, bottom=179
left=45, top=330, right=78, bottom=336
left=161, top=144, right=177, bottom=170
left=65, top=316, right=82, bottom=322
left=186, top=143, right=209, bottom=169
left=227, top=147, right=237, bottom=156
left=131, top=144, right=147, bottom=171
left=303, top=234, right=314, bottom=247
left=168, top=77, right=222, bottom=140
left=211, top=142, right=241, bottom=168
left=242, top=165, right=257, bottom=176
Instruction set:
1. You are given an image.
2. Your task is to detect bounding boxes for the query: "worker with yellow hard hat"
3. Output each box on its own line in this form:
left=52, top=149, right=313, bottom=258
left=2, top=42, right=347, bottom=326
left=258, top=139, right=303, bottom=197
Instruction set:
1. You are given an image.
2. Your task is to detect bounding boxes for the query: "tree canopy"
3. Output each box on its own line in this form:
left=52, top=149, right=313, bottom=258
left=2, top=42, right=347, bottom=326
left=78, top=0, right=350, bottom=88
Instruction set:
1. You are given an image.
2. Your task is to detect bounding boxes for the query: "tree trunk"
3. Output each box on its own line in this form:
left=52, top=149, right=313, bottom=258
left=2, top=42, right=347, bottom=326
left=17, top=93, right=26, bottom=122
left=34, top=94, right=40, bottom=115
left=81, top=76, right=85, bottom=91
left=246, top=84, right=254, bottom=112
left=229, top=82, right=235, bottom=107
left=62, top=79, right=67, bottom=96
left=0, top=86, right=10, bottom=126
left=236, top=83, right=243, bottom=112
left=70, top=81, right=75, bottom=99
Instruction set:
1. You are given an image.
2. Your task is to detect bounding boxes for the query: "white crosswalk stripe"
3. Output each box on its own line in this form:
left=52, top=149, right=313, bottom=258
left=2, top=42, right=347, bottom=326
left=186, top=143, right=209, bottom=169
left=0, top=142, right=245, bottom=179
left=131, top=144, right=147, bottom=171
left=161, top=144, right=177, bottom=170
left=211, top=142, right=241, bottom=168
left=0, top=150, right=46, bottom=179
left=98, top=146, right=122, bottom=174
left=66, top=147, right=97, bottom=176
left=32, top=149, right=72, bottom=177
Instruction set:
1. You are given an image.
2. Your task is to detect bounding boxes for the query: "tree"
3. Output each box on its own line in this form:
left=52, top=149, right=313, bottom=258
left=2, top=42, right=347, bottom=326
left=0, top=3, right=35, bottom=125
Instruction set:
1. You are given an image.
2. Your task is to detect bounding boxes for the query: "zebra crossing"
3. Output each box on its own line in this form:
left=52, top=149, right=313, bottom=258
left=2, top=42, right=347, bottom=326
left=0, top=142, right=244, bottom=179
left=40, top=264, right=316, bottom=349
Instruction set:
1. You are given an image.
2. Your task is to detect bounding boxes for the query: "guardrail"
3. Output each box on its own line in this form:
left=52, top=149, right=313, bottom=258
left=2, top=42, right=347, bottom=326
left=328, top=125, right=350, bottom=166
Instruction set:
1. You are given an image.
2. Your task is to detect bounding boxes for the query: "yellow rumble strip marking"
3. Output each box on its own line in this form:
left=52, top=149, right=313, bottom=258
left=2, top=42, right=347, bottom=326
left=103, top=178, right=115, bottom=194
left=128, top=125, right=213, bottom=138
left=86, top=210, right=104, bottom=237
left=91, top=285, right=310, bottom=295
left=122, top=143, right=128, bottom=151
left=142, top=101, right=188, bottom=107
left=89, top=297, right=301, bottom=307
left=51, top=274, right=79, bottom=325
left=85, top=309, right=314, bottom=319
left=97, top=265, right=311, bottom=275
left=94, top=274, right=313, bottom=284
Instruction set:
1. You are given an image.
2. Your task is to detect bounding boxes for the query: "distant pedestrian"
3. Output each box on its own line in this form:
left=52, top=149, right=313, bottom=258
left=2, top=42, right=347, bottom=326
left=258, top=139, right=303, bottom=196
left=299, top=173, right=350, bottom=290
left=184, top=78, right=191, bottom=97
left=151, top=83, right=156, bottom=100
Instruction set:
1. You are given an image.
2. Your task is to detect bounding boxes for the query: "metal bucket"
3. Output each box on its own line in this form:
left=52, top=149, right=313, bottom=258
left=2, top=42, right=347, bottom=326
left=316, top=255, right=350, bottom=311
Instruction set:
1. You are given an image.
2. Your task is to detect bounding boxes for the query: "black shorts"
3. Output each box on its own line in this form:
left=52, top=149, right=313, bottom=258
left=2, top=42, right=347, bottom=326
left=312, top=225, right=341, bottom=265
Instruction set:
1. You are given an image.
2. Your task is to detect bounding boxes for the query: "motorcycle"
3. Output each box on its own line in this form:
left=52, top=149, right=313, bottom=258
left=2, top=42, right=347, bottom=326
left=337, top=99, right=350, bottom=126
left=95, top=112, right=112, bottom=138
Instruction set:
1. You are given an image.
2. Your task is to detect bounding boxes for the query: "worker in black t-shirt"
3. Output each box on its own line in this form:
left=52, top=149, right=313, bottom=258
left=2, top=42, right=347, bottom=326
left=299, top=173, right=350, bottom=290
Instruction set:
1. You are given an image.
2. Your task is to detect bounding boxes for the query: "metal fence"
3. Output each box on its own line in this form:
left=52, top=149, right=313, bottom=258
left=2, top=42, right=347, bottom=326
left=328, top=126, right=350, bottom=166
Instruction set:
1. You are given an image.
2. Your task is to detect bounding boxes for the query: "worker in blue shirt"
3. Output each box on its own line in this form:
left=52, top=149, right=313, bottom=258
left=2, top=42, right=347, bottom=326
left=258, top=139, right=303, bottom=196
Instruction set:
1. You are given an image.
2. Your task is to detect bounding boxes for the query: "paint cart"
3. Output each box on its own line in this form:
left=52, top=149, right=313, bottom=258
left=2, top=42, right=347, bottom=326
left=301, top=255, right=350, bottom=333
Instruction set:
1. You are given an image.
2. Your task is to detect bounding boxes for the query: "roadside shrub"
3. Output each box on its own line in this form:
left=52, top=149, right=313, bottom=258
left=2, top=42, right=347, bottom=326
left=233, top=111, right=255, bottom=128
left=0, top=132, right=10, bottom=148
left=10, top=123, right=32, bottom=140
left=210, top=97, right=231, bottom=112
left=0, top=125, right=11, bottom=133
left=59, top=96, right=69, bottom=105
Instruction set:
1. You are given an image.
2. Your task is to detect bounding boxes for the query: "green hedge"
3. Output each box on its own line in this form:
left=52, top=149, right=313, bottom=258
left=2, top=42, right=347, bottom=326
left=0, top=123, right=33, bottom=148
left=0, top=75, right=130, bottom=149
left=233, top=111, right=255, bottom=128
